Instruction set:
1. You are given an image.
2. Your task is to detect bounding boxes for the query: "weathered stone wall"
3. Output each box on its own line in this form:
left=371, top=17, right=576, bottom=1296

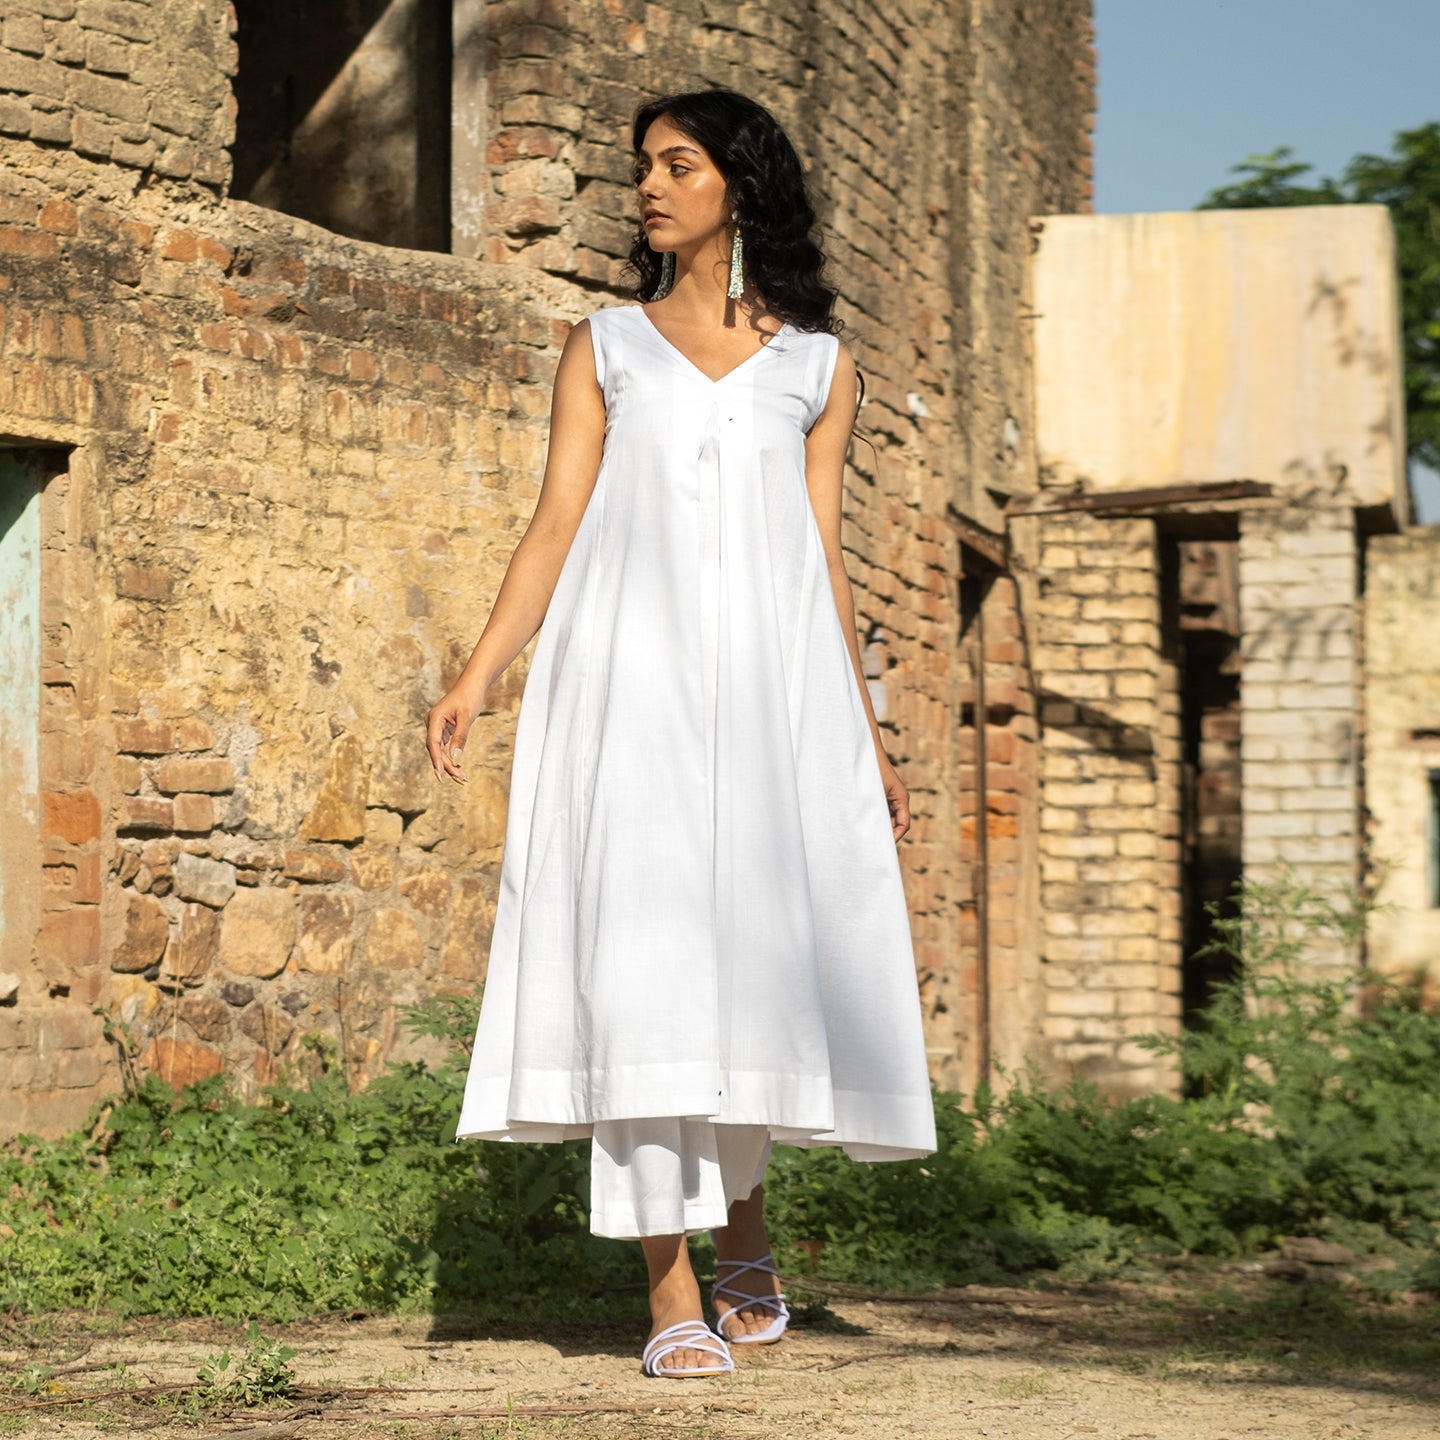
left=0, top=0, right=1095, bottom=1133
left=1364, top=528, right=1440, bottom=994
left=0, top=169, right=586, bottom=1130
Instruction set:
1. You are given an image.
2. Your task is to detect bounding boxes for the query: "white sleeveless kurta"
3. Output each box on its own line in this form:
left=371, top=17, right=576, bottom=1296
left=456, top=303, right=936, bottom=1162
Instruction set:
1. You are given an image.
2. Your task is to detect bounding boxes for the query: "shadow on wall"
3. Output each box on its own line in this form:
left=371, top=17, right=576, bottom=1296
left=230, top=0, right=452, bottom=252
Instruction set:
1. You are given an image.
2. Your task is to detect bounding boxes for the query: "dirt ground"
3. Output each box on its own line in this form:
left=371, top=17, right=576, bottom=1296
left=4, top=1275, right=1439, bottom=1439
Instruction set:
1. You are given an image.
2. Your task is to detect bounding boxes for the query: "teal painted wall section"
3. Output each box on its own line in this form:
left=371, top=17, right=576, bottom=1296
left=0, top=452, right=41, bottom=948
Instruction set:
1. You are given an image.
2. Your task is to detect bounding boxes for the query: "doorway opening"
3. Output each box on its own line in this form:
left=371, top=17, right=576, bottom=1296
left=1176, top=538, right=1244, bottom=1019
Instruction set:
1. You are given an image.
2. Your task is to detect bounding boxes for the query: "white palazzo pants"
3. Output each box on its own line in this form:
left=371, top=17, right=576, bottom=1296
left=589, top=1120, right=773, bottom=1240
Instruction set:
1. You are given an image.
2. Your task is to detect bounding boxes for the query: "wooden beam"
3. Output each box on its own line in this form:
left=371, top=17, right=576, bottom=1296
left=1003, top=478, right=1273, bottom=519
left=945, top=502, right=1009, bottom=569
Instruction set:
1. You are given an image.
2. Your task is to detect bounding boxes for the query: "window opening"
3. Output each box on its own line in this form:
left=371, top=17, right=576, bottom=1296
left=231, top=0, right=452, bottom=252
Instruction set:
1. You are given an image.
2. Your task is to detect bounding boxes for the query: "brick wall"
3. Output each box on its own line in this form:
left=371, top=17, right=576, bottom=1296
left=0, top=0, right=236, bottom=187
left=1025, top=513, right=1182, bottom=1094
left=1238, top=507, right=1360, bottom=968
left=0, top=0, right=1095, bottom=1133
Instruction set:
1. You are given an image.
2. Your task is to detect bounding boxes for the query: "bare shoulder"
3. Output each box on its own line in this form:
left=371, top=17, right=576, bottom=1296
left=820, top=334, right=860, bottom=416
left=555, top=316, right=596, bottom=375
left=828, top=335, right=858, bottom=380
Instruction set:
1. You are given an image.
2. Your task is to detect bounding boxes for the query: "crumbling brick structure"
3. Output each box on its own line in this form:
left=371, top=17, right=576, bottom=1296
left=0, top=0, right=1096, bottom=1134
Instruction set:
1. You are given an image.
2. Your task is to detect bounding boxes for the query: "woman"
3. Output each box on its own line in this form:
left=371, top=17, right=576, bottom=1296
left=426, top=89, right=936, bottom=1379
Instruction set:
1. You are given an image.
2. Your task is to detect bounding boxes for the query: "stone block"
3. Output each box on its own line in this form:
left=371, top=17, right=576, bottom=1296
left=294, top=892, right=355, bottom=976
left=238, top=1002, right=293, bottom=1053
left=367, top=733, right=430, bottom=815
left=114, top=755, right=143, bottom=793
left=57, top=1049, right=103, bottom=1088
left=282, top=848, right=349, bottom=884
left=1043, top=780, right=1115, bottom=808
left=167, top=902, right=220, bottom=984
left=140, top=1037, right=223, bottom=1090
left=114, top=718, right=174, bottom=753
left=1078, top=596, right=1156, bottom=622
left=115, top=563, right=173, bottom=600
left=38, top=1007, right=103, bottom=1050
left=399, top=868, right=451, bottom=918
left=174, top=717, right=215, bottom=751
left=110, top=973, right=160, bottom=1027
left=1078, top=908, right=1152, bottom=938
left=2, top=15, right=46, bottom=52
left=365, top=806, right=406, bottom=846
left=43, top=789, right=101, bottom=844
left=173, top=852, right=236, bottom=908
left=76, top=0, right=151, bottom=41
left=153, top=757, right=234, bottom=794
left=365, top=906, right=422, bottom=969
left=1048, top=988, right=1116, bottom=1018
left=1117, top=989, right=1164, bottom=1017
left=1087, top=806, right=1159, bottom=832
left=351, top=850, right=395, bottom=891
left=1043, top=936, right=1115, bottom=963
left=37, top=906, right=101, bottom=977
left=29, top=105, right=71, bottom=144
left=85, top=31, right=133, bottom=75
left=440, top=877, right=496, bottom=980
left=1039, top=834, right=1116, bottom=859
left=492, top=195, right=562, bottom=235
left=180, top=995, right=230, bottom=1043
left=1113, top=672, right=1157, bottom=700
left=300, top=734, right=368, bottom=842
left=110, top=891, right=168, bottom=973
left=217, top=887, right=296, bottom=979
left=66, top=68, right=147, bottom=124
left=172, top=793, right=213, bottom=832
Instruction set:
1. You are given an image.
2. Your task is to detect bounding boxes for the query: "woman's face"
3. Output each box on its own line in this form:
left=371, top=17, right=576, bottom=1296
left=633, top=114, right=731, bottom=255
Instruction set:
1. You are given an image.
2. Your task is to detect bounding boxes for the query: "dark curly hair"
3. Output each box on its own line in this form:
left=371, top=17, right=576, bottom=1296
left=624, top=89, right=842, bottom=336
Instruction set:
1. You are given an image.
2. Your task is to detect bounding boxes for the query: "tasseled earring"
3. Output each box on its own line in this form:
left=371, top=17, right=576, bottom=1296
left=727, top=217, right=744, bottom=300
left=652, top=250, right=675, bottom=300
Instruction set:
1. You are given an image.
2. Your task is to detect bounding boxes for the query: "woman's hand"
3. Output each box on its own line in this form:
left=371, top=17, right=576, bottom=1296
left=427, top=678, right=487, bottom=784
left=878, top=756, right=911, bottom=842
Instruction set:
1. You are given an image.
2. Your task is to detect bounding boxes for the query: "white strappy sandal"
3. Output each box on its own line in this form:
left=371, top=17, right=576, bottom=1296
left=641, top=1319, right=735, bottom=1378
left=711, top=1253, right=791, bottom=1345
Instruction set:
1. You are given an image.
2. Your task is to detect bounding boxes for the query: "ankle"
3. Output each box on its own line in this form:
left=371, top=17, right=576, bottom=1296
left=713, top=1226, right=772, bottom=1265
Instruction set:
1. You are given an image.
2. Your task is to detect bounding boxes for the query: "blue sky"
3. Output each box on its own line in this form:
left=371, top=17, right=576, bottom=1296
left=1093, top=0, right=1440, bottom=214
left=1091, top=1, right=1440, bottom=522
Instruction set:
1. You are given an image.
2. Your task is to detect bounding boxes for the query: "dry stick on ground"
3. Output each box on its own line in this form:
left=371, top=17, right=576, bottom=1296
left=307, top=1401, right=761, bottom=1421
left=0, top=1383, right=193, bottom=1414
left=215, top=1404, right=322, bottom=1440
left=0, top=1388, right=761, bottom=1422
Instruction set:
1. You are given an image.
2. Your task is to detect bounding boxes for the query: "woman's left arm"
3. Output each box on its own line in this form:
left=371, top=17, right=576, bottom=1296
left=804, top=342, right=911, bottom=843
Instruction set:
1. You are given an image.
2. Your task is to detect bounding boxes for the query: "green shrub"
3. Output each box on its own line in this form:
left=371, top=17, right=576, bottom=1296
left=2, top=877, right=1437, bottom=1318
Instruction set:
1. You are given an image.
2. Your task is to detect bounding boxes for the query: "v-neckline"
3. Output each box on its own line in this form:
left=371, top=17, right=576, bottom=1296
left=637, top=306, right=790, bottom=386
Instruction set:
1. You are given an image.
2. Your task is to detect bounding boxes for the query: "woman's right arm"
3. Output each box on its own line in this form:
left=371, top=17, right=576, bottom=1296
left=425, top=318, right=606, bottom=783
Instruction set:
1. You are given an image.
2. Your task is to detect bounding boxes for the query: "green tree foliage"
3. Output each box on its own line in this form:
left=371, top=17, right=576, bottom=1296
left=1198, top=125, right=1440, bottom=475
